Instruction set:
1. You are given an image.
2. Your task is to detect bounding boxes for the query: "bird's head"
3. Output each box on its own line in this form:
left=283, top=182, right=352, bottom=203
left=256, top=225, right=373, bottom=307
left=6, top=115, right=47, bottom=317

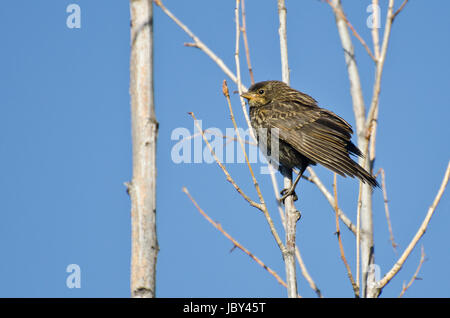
left=241, top=80, right=317, bottom=108
left=241, top=81, right=292, bottom=107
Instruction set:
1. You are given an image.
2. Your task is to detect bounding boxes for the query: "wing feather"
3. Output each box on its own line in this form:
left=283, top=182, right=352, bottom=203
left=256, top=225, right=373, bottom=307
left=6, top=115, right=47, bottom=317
left=262, top=103, right=363, bottom=179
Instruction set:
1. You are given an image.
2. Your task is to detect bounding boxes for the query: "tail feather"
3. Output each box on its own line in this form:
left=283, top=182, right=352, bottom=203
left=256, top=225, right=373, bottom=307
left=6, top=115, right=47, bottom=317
left=352, top=160, right=379, bottom=188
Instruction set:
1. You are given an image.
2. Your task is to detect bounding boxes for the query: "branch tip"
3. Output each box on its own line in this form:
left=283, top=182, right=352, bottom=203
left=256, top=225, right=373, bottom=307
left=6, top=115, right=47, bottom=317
left=222, top=80, right=230, bottom=98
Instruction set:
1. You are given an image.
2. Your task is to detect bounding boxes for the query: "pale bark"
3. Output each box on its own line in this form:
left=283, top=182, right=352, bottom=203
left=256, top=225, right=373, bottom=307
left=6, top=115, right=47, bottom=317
left=277, top=0, right=299, bottom=298
left=128, top=0, right=158, bottom=298
left=330, top=0, right=376, bottom=297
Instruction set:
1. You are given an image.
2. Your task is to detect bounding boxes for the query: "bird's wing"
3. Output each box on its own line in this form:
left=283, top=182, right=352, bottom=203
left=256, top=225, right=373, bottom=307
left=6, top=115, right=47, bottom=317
left=259, top=103, right=361, bottom=178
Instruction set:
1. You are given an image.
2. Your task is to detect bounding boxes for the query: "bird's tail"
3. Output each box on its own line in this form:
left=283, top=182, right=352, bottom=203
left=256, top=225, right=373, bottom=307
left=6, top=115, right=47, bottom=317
left=352, top=160, right=379, bottom=188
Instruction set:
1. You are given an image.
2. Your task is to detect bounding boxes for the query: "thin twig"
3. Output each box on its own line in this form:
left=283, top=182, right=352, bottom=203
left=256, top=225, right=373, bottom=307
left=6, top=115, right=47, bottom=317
left=368, top=0, right=380, bottom=165
left=154, top=0, right=247, bottom=91
left=364, top=0, right=396, bottom=298
left=155, top=0, right=254, bottom=136
left=223, top=80, right=266, bottom=211
left=326, top=0, right=376, bottom=62
left=356, top=181, right=363, bottom=291
left=234, top=0, right=255, bottom=143
left=158, top=0, right=291, bottom=268
left=295, top=247, right=323, bottom=298
left=333, top=174, right=359, bottom=297
left=371, top=0, right=381, bottom=61
left=398, top=245, right=426, bottom=298
left=380, top=168, right=398, bottom=253
left=222, top=82, right=286, bottom=256
left=377, top=161, right=450, bottom=291
left=182, top=187, right=289, bottom=290
left=393, top=0, right=409, bottom=21
left=305, top=167, right=358, bottom=235
left=188, top=112, right=263, bottom=211
left=368, top=105, right=379, bottom=166
left=329, top=0, right=366, bottom=140
left=365, top=0, right=395, bottom=137
left=278, top=0, right=290, bottom=85
left=240, top=0, right=255, bottom=85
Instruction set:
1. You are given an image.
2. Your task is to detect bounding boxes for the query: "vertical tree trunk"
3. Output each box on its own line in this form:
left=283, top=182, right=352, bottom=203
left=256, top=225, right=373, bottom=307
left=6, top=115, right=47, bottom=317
left=278, top=0, right=299, bottom=298
left=129, top=0, right=159, bottom=298
left=330, top=0, right=376, bottom=297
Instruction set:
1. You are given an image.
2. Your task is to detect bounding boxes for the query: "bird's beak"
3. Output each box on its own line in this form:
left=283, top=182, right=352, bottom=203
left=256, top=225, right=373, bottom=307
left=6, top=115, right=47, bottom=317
left=240, top=92, right=257, bottom=100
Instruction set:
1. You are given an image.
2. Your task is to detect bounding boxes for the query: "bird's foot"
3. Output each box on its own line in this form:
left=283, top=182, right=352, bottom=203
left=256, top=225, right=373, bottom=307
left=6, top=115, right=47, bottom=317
left=279, top=188, right=298, bottom=204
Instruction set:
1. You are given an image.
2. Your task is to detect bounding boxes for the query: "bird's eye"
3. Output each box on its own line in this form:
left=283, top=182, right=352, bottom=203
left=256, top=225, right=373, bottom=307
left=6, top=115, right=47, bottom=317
left=258, top=89, right=265, bottom=95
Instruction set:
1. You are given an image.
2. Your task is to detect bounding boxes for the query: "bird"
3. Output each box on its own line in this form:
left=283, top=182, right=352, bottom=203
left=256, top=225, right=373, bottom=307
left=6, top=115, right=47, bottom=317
left=241, top=80, right=379, bottom=203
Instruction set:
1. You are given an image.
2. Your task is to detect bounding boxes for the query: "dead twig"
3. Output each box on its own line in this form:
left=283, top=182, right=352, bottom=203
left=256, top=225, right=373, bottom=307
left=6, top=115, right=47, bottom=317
left=371, top=0, right=381, bottom=60
left=379, top=168, right=398, bottom=253
left=154, top=0, right=246, bottom=92
left=222, top=81, right=286, bottom=256
left=377, top=161, right=450, bottom=291
left=188, top=112, right=263, bottom=211
left=356, top=181, right=363, bottom=291
left=240, top=0, right=255, bottom=85
left=325, top=0, right=376, bottom=62
left=182, top=187, right=290, bottom=290
left=222, top=81, right=265, bottom=211
left=366, top=0, right=395, bottom=140
left=398, top=245, right=426, bottom=297
left=333, top=174, right=359, bottom=297
left=305, top=167, right=358, bottom=235
left=393, top=0, right=409, bottom=21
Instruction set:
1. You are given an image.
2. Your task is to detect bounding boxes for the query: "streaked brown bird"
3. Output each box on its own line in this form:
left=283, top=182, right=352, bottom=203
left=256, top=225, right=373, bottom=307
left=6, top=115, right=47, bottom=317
left=241, top=80, right=378, bottom=203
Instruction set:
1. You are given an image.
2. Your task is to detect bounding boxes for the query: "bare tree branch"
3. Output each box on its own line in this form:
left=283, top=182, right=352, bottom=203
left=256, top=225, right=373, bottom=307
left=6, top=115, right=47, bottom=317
left=189, top=112, right=263, bottom=211
left=240, top=0, right=255, bottom=85
left=277, top=0, right=300, bottom=299
left=329, top=0, right=366, bottom=140
left=377, top=161, right=450, bottom=292
left=333, top=174, right=359, bottom=297
left=154, top=0, right=245, bottom=91
left=191, top=91, right=286, bottom=256
left=326, top=0, right=376, bottom=62
left=393, top=0, right=409, bottom=21
left=234, top=0, right=255, bottom=141
left=264, top=173, right=321, bottom=298
left=182, top=187, right=290, bottom=291
left=329, top=0, right=377, bottom=297
left=356, top=181, right=363, bottom=292
left=398, top=245, right=426, bottom=298
left=278, top=0, right=290, bottom=84
left=371, top=0, right=381, bottom=60
left=305, top=167, right=358, bottom=234
left=223, top=80, right=266, bottom=209
left=366, top=0, right=395, bottom=140
left=244, top=0, right=316, bottom=290
left=379, top=168, right=398, bottom=253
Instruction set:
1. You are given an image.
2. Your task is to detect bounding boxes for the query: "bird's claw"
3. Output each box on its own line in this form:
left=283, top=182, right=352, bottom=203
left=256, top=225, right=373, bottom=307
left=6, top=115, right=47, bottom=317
left=279, top=188, right=298, bottom=204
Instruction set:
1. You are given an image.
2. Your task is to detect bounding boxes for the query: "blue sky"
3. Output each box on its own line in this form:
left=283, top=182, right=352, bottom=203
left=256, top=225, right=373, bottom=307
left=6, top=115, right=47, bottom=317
left=0, top=0, right=449, bottom=298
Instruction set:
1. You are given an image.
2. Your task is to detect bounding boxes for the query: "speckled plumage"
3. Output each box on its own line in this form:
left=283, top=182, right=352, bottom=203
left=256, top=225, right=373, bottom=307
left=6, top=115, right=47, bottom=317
left=242, top=80, right=379, bottom=188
